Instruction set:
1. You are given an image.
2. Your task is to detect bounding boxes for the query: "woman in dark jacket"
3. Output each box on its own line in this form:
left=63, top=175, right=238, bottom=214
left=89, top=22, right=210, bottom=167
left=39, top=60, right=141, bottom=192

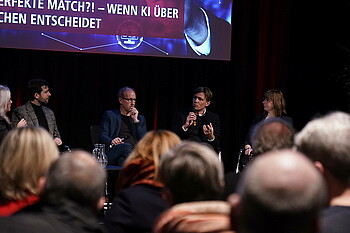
left=244, top=89, right=293, bottom=156
left=104, top=130, right=181, bottom=233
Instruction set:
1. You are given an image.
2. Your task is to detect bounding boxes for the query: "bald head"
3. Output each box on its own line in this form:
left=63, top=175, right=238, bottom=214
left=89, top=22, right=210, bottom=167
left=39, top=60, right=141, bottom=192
left=236, top=149, right=326, bottom=233
left=44, top=150, right=106, bottom=211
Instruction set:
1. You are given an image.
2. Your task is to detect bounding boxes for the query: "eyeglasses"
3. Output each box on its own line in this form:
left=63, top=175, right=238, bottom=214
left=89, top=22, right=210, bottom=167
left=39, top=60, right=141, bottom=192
left=120, top=97, right=137, bottom=102
left=262, top=98, right=271, bottom=103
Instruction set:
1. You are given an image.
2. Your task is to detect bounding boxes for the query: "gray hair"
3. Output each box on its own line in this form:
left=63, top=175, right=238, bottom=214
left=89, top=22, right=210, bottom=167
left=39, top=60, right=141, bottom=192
left=295, top=111, right=350, bottom=181
left=118, top=86, right=135, bottom=98
left=237, top=149, right=327, bottom=233
left=44, top=150, right=106, bottom=211
left=158, top=141, right=224, bottom=205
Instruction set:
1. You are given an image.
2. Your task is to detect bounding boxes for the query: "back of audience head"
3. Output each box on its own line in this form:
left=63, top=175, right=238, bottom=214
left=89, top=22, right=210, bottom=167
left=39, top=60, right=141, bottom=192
left=123, top=130, right=181, bottom=170
left=295, top=111, right=350, bottom=182
left=251, top=118, right=294, bottom=156
left=43, top=150, right=106, bottom=212
left=0, top=127, right=59, bottom=202
left=158, top=141, right=224, bottom=205
left=229, top=149, right=327, bottom=233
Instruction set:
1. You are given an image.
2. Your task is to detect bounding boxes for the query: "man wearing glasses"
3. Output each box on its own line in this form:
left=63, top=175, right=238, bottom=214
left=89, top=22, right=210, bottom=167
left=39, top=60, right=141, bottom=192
left=99, top=86, right=147, bottom=166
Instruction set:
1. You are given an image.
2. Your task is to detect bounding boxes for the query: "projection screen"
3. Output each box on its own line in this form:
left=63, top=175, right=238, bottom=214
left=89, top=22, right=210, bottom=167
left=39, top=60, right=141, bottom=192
left=0, top=0, right=232, bottom=60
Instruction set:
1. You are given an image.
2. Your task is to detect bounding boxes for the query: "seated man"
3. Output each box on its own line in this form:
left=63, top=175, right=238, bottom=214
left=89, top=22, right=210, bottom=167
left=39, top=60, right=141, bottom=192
left=171, top=87, right=220, bottom=153
left=229, top=149, right=327, bottom=233
left=12, top=79, right=63, bottom=147
left=153, top=141, right=232, bottom=233
left=99, top=86, right=147, bottom=166
left=0, top=150, right=107, bottom=233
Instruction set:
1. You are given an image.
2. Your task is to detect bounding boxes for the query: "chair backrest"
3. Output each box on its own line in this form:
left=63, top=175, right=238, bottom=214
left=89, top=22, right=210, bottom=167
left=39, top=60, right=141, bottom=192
left=90, top=125, right=101, bottom=146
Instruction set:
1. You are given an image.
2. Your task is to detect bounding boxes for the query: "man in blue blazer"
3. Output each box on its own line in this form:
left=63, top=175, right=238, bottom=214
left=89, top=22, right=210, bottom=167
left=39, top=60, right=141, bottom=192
left=99, top=87, right=147, bottom=166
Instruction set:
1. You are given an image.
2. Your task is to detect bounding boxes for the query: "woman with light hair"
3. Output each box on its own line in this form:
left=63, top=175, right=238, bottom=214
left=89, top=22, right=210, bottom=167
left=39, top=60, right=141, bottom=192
left=0, top=127, right=59, bottom=216
left=0, top=85, right=26, bottom=143
left=104, top=130, right=181, bottom=233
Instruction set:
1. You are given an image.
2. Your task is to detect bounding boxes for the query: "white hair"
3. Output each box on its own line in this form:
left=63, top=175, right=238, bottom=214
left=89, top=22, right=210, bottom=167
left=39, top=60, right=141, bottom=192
left=0, top=85, right=11, bottom=124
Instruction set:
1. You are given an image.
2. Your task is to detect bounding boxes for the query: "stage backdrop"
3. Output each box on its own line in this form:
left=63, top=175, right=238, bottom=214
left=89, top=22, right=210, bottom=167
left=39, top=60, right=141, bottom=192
left=1, top=0, right=348, bottom=173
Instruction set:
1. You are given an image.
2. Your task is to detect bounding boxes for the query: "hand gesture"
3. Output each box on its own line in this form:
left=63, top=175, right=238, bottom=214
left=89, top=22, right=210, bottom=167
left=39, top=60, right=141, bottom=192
left=244, top=145, right=253, bottom=156
left=54, top=137, right=63, bottom=146
left=203, top=123, right=214, bottom=140
left=16, top=118, right=27, bottom=128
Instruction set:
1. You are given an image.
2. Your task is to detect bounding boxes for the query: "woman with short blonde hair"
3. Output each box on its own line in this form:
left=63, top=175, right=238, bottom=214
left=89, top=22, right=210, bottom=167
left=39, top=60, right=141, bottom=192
left=0, top=127, right=59, bottom=216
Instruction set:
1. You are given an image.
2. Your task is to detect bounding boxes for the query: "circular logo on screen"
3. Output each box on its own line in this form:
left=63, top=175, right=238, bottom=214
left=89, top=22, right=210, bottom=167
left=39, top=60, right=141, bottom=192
left=116, top=20, right=143, bottom=50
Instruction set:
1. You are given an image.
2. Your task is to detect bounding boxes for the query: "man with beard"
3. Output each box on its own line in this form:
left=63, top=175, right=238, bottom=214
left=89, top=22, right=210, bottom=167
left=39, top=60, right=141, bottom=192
left=12, top=79, right=62, bottom=146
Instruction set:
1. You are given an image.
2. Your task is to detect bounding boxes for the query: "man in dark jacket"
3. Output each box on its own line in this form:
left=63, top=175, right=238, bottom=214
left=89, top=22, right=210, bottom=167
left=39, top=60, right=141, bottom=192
left=99, top=86, right=147, bottom=166
left=172, top=87, right=220, bottom=153
left=0, top=150, right=107, bottom=233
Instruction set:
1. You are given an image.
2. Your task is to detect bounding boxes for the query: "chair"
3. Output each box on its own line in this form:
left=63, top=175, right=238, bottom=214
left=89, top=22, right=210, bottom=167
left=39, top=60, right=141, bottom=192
left=235, top=148, right=253, bottom=174
left=90, top=124, right=101, bottom=146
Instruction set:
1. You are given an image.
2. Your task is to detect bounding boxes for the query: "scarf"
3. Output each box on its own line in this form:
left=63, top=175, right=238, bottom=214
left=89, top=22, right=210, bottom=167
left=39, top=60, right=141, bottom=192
left=116, top=158, right=163, bottom=192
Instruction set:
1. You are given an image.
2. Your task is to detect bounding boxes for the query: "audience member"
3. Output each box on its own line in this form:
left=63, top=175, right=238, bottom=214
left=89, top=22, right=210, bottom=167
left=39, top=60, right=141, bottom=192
left=0, top=127, right=59, bottom=216
left=226, top=118, right=295, bottom=199
left=104, top=130, right=181, bottom=233
left=171, top=87, right=220, bottom=153
left=0, top=85, right=26, bottom=144
left=229, top=149, right=327, bottom=233
left=243, top=89, right=293, bottom=156
left=12, top=79, right=63, bottom=146
left=0, top=150, right=107, bottom=233
left=99, top=86, right=147, bottom=166
left=153, top=141, right=233, bottom=233
left=251, top=117, right=294, bottom=157
left=294, top=111, right=350, bottom=233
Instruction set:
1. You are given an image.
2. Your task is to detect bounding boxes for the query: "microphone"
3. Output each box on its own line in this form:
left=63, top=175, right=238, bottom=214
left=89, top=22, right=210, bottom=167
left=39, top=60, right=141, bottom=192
left=192, top=108, right=198, bottom=126
left=109, top=136, right=130, bottom=148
